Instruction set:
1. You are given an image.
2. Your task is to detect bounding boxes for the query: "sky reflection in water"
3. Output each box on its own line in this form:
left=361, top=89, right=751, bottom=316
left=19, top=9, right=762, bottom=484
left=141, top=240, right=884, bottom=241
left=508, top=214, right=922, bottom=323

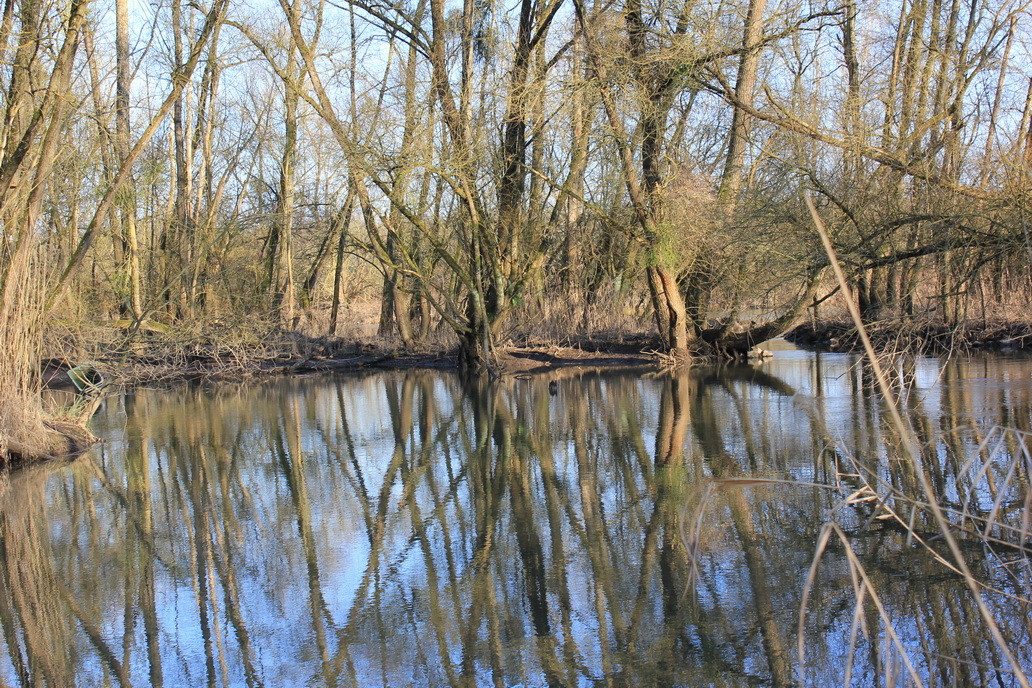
left=1, top=349, right=1030, bottom=687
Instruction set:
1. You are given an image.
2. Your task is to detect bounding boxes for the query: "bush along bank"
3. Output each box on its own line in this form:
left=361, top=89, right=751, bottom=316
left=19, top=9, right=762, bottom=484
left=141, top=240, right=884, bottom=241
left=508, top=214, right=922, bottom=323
left=786, top=319, right=1032, bottom=353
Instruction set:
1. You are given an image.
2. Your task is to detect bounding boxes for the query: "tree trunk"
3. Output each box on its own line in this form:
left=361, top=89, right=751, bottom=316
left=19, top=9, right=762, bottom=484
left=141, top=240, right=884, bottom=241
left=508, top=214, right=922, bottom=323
left=719, top=0, right=768, bottom=204
left=458, top=295, right=492, bottom=373
left=656, top=267, right=691, bottom=354
left=276, top=60, right=298, bottom=324
left=171, top=0, right=192, bottom=316
left=328, top=203, right=350, bottom=336
left=116, top=0, right=144, bottom=320
left=376, top=0, right=426, bottom=344
left=647, top=267, right=671, bottom=348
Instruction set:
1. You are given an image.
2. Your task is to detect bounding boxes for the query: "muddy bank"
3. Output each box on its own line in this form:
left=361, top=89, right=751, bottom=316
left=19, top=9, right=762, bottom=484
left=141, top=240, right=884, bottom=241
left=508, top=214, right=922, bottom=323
left=44, top=333, right=666, bottom=390
left=785, top=319, right=1032, bottom=353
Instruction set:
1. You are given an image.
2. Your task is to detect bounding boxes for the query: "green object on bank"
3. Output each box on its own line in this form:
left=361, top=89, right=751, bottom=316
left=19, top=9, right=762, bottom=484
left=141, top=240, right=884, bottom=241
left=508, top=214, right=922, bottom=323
left=67, top=362, right=106, bottom=395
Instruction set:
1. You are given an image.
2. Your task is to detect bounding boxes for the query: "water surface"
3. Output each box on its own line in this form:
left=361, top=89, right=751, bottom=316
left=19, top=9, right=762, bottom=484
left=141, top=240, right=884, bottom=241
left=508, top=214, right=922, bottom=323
left=1, top=349, right=1030, bottom=686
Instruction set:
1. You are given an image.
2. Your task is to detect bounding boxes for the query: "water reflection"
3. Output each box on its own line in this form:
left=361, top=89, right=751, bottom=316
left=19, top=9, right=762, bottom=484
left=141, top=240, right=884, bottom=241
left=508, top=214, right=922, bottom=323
left=0, top=352, right=1029, bottom=686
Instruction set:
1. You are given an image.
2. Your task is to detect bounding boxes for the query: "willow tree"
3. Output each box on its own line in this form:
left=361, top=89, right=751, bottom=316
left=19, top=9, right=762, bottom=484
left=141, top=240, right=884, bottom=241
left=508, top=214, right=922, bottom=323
left=409, top=0, right=567, bottom=369
left=279, top=0, right=566, bottom=371
left=575, top=0, right=823, bottom=358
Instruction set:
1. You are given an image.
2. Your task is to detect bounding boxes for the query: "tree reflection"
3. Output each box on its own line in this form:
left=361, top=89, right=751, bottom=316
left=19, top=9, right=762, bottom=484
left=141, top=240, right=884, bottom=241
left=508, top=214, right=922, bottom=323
left=0, top=357, right=1029, bottom=686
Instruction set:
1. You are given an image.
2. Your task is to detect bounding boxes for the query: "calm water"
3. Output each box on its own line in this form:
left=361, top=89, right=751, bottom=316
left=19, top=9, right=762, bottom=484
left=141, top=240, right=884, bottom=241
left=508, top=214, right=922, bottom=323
left=1, top=348, right=1030, bottom=687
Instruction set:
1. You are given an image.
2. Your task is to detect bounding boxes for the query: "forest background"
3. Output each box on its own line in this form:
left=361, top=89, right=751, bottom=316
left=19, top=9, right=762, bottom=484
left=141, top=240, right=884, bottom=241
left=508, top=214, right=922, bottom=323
left=1, top=0, right=1031, bottom=456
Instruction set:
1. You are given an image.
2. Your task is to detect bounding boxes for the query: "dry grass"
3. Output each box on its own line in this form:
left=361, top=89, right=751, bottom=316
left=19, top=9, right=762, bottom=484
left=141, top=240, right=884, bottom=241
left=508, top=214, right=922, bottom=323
left=506, top=279, right=648, bottom=344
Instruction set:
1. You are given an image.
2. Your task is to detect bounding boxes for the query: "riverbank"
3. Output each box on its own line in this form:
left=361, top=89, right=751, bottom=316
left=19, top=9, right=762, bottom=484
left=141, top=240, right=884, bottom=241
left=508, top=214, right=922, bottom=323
left=1, top=421, right=96, bottom=465
left=785, top=319, right=1032, bottom=353
left=42, top=331, right=664, bottom=388
left=44, top=317, right=1032, bottom=394
left=37, top=308, right=1030, bottom=384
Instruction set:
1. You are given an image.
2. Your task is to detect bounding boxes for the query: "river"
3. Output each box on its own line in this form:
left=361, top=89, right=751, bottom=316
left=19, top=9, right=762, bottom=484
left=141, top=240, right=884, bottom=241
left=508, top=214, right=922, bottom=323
left=1, top=347, right=1029, bottom=686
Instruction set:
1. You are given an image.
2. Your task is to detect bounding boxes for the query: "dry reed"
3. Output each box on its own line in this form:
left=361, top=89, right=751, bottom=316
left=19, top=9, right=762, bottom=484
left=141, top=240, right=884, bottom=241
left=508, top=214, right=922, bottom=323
left=798, top=196, right=1032, bottom=687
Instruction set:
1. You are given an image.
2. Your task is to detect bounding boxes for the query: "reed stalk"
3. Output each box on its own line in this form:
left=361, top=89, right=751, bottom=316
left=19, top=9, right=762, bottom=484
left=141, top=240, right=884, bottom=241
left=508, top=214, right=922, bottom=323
left=802, top=195, right=1031, bottom=687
